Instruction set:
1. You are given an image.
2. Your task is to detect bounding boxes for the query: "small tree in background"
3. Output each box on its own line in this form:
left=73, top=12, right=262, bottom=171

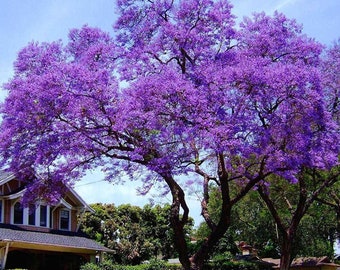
left=195, top=181, right=337, bottom=261
left=80, top=203, right=190, bottom=265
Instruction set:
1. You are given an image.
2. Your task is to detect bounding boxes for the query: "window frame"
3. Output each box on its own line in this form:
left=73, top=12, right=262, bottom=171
left=11, top=201, right=51, bottom=227
left=39, top=205, right=48, bottom=227
left=59, top=208, right=71, bottom=231
left=12, top=201, right=24, bottom=225
left=28, top=204, right=36, bottom=226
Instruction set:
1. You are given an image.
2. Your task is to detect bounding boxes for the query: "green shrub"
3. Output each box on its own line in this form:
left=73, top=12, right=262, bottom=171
left=80, top=259, right=182, bottom=270
left=80, top=262, right=102, bottom=270
left=204, top=260, right=263, bottom=270
left=144, top=258, right=167, bottom=270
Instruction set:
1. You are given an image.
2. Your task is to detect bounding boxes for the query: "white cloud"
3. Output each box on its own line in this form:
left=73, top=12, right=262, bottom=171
left=273, top=0, right=299, bottom=12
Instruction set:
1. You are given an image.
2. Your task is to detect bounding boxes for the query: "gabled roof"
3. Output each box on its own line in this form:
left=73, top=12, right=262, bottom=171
left=0, top=171, right=94, bottom=213
left=0, top=171, right=16, bottom=186
left=65, top=183, right=95, bottom=213
left=0, top=224, right=112, bottom=254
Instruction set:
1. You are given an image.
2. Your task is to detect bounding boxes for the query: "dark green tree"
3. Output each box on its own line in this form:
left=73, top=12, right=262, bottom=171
left=257, top=169, right=339, bottom=266
left=194, top=177, right=339, bottom=262
left=80, top=203, right=194, bottom=265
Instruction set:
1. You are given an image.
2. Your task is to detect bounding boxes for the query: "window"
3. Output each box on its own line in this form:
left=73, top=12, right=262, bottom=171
left=60, top=209, right=70, bottom=230
left=11, top=203, right=50, bottom=227
left=40, top=205, right=47, bottom=227
left=13, top=202, right=23, bottom=224
left=28, top=204, right=36, bottom=225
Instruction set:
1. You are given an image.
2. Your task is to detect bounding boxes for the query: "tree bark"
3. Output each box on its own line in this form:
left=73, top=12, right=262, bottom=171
left=190, top=206, right=232, bottom=269
left=160, top=153, right=269, bottom=269
left=189, top=153, right=233, bottom=269
left=189, top=154, right=268, bottom=269
left=160, top=172, right=192, bottom=269
left=280, top=233, right=293, bottom=270
left=258, top=174, right=309, bottom=270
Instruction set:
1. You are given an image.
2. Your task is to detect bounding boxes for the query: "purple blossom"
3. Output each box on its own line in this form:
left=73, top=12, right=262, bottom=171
left=0, top=0, right=338, bottom=233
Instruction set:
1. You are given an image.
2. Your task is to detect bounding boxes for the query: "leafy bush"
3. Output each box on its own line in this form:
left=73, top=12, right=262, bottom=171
left=144, top=258, right=167, bottom=270
left=204, top=260, right=265, bottom=270
left=81, top=257, right=275, bottom=270
left=80, top=259, right=182, bottom=270
left=80, top=263, right=98, bottom=270
left=80, top=262, right=102, bottom=270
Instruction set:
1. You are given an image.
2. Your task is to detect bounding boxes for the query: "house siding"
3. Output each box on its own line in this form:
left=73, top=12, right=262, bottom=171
left=52, top=208, right=59, bottom=230
left=71, top=209, right=77, bottom=231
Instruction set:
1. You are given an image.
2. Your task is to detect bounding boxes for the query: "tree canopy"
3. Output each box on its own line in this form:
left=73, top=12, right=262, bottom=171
left=0, top=1, right=338, bottom=269
left=80, top=203, right=192, bottom=265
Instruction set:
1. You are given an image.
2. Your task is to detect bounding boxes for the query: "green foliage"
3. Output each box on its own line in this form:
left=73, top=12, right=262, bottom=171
left=195, top=180, right=338, bottom=261
left=228, top=190, right=279, bottom=258
left=80, top=262, right=102, bottom=270
left=80, top=203, right=193, bottom=265
left=80, top=259, right=182, bottom=270
left=210, top=251, right=234, bottom=265
left=204, top=260, right=266, bottom=270
left=293, top=201, right=335, bottom=258
left=144, top=258, right=167, bottom=270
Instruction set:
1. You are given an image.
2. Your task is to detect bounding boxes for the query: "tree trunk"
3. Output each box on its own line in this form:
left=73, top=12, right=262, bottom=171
left=190, top=206, right=232, bottom=269
left=258, top=175, right=311, bottom=270
left=279, top=235, right=292, bottom=270
left=160, top=152, right=265, bottom=270
left=170, top=212, right=191, bottom=270
left=160, top=169, right=224, bottom=270
left=160, top=172, right=192, bottom=270
left=189, top=153, right=233, bottom=269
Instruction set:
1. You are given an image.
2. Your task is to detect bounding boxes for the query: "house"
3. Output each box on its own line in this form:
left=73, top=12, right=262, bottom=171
left=262, top=256, right=340, bottom=270
left=237, top=241, right=258, bottom=256
left=235, top=242, right=276, bottom=270
left=236, top=242, right=340, bottom=270
left=0, top=171, right=111, bottom=270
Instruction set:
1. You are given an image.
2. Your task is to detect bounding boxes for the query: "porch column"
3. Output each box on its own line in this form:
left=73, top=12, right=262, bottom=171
left=0, top=240, right=11, bottom=270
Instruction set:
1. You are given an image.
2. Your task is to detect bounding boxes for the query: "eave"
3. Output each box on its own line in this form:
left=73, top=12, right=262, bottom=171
left=0, top=240, right=103, bottom=255
left=0, top=224, right=112, bottom=254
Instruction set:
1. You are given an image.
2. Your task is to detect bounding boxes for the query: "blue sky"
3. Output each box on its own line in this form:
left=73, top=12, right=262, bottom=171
left=1, top=0, right=340, bottom=225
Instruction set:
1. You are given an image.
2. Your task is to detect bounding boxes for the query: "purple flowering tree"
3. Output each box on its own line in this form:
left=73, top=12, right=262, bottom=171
left=322, top=40, right=340, bottom=123
left=0, top=1, right=338, bottom=269
left=255, top=38, right=340, bottom=270
left=258, top=38, right=340, bottom=269
left=237, top=13, right=340, bottom=270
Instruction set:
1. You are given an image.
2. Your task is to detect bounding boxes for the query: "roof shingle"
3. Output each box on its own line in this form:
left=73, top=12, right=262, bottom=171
left=0, top=224, right=111, bottom=253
